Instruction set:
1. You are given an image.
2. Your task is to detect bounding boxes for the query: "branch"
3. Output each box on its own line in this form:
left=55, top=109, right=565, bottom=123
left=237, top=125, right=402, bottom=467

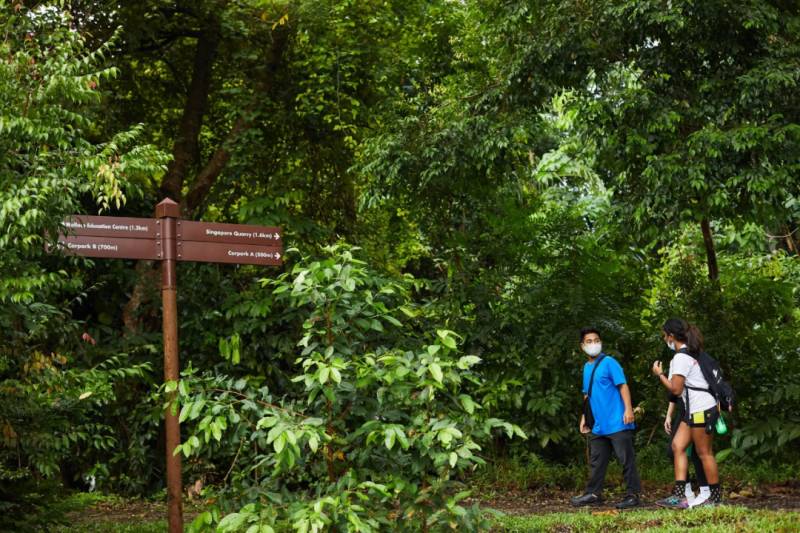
left=129, top=31, right=201, bottom=55
left=184, top=115, right=248, bottom=214
left=223, top=437, right=245, bottom=485
left=207, top=387, right=305, bottom=417
left=181, top=25, right=290, bottom=214
left=765, top=227, right=798, bottom=239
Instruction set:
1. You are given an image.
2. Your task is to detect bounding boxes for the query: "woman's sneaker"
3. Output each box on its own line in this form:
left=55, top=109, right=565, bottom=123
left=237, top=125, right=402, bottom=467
left=688, top=493, right=709, bottom=508
left=655, top=495, right=689, bottom=509
left=692, top=498, right=721, bottom=508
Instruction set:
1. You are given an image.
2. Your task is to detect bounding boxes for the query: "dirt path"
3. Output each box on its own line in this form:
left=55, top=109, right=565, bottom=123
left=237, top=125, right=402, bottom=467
left=66, top=497, right=202, bottom=526
left=476, top=481, right=800, bottom=515
left=65, top=482, right=800, bottom=527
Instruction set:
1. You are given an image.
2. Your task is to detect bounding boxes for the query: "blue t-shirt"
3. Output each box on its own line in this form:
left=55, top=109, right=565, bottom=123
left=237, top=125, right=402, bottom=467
left=582, top=354, right=635, bottom=436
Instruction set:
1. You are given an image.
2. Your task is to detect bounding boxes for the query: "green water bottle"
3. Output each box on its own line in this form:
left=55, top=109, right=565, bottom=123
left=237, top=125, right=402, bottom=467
left=715, top=413, right=728, bottom=435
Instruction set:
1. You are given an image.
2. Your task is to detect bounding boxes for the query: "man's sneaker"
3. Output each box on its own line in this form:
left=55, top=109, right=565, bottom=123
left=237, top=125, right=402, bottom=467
left=570, top=493, right=603, bottom=507
left=655, top=495, right=689, bottom=509
left=615, top=494, right=640, bottom=509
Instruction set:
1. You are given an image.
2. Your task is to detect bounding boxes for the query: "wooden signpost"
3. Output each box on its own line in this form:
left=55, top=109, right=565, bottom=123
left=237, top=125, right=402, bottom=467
left=54, top=199, right=283, bottom=533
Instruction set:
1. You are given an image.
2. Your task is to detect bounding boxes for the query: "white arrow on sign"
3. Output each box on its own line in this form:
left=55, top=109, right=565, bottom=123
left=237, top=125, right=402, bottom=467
left=274, top=233, right=281, bottom=240
left=275, top=252, right=281, bottom=259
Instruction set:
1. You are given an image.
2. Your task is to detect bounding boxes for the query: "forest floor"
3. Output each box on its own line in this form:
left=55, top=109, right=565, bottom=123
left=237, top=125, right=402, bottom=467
left=477, top=479, right=800, bottom=515
left=50, top=482, right=800, bottom=532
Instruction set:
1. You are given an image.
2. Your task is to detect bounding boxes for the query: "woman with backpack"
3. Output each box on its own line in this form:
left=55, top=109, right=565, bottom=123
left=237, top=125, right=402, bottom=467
left=651, top=318, right=722, bottom=508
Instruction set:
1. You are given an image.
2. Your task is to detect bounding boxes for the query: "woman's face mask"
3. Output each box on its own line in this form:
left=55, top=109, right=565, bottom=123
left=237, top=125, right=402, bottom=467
left=663, top=332, right=676, bottom=351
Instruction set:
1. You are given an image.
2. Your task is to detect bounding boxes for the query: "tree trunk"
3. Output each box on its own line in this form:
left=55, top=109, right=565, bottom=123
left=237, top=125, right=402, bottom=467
left=124, top=21, right=220, bottom=335
left=700, top=218, right=719, bottom=281
left=122, top=259, right=159, bottom=333
left=160, top=21, right=221, bottom=202
left=122, top=25, right=291, bottom=334
left=183, top=25, right=289, bottom=216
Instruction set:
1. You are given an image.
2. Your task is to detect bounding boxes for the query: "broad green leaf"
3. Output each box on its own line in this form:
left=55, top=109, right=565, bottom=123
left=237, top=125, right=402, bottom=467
left=274, top=432, right=287, bottom=453
left=218, top=512, right=248, bottom=532
left=429, top=363, right=443, bottom=383
left=457, top=355, right=481, bottom=369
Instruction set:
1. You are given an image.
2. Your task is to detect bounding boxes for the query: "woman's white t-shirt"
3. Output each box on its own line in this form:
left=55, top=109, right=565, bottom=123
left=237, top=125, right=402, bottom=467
left=668, top=352, right=717, bottom=414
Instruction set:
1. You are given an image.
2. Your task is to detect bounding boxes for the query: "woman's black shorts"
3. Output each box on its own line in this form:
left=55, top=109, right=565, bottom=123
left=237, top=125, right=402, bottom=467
left=685, top=407, right=719, bottom=434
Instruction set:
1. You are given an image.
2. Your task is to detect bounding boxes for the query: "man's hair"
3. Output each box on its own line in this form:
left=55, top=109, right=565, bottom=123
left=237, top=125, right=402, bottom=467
left=579, top=327, right=601, bottom=343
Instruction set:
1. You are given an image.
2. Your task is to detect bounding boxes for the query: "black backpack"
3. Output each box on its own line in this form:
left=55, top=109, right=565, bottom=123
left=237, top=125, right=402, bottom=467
left=685, top=351, right=735, bottom=412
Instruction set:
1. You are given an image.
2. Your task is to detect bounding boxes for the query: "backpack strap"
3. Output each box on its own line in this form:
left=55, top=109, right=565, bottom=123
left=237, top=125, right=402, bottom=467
left=679, top=349, right=719, bottom=416
left=677, top=348, right=716, bottom=395
left=587, top=355, right=606, bottom=398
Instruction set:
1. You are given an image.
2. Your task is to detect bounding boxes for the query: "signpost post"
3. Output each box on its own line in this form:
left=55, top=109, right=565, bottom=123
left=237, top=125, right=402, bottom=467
left=156, top=199, right=183, bottom=532
left=54, top=198, right=283, bottom=533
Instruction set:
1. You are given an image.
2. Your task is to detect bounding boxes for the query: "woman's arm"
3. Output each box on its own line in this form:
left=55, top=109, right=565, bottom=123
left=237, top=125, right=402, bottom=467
left=651, top=360, right=685, bottom=396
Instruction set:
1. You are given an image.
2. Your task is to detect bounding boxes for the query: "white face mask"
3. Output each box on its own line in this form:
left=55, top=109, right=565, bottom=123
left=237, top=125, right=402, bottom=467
left=582, top=343, right=602, bottom=357
left=666, top=340, right=676, bottom=351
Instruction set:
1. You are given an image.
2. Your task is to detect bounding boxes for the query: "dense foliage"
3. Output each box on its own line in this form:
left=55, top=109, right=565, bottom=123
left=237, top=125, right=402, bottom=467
left=0, top=5, right=167, bottom=529
left=2, top=0, right=799, bottom=531
left=175, top=246, right=522, bottom=531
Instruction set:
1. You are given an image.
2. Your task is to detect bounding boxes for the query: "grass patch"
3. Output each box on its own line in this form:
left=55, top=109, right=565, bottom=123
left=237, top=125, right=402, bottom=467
left=44, top=493, right=190, bottom=532
left=493, top=505, right=800, bottom=532
left=52, top=520, right=167, bottom=533
left=472, top=452, right=588, bottom=492
left=475, top=447, right=800, bottom=494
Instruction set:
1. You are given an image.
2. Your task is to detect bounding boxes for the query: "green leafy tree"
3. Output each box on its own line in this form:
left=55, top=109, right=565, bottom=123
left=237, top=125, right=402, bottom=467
left=0, top=3, right=167, bottom=526
left=527, top=0, right=800, bottom=278
left=173, top=246, right=524, bottom=532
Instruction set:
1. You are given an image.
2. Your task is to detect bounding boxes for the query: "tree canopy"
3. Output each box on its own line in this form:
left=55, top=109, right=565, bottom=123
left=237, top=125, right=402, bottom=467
left=1, top=1, right=799, bottom=531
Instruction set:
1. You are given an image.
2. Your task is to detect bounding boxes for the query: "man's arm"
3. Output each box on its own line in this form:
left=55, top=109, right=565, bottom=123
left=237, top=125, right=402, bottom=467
left=579, top=413, right=590, bottom=434
left=579, top=394, right=590, bottom=433
left=618, top=383, right=635, bottom=424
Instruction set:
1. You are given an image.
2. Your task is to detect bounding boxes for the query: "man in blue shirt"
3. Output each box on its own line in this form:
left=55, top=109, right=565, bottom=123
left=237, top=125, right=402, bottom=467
left=571, top=327, right=641, bottom=509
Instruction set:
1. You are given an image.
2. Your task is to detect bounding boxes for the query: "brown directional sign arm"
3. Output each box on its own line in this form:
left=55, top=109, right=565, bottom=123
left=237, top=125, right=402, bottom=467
left=56, top=235, right=160, bottom=260
left=62, top=215, right=158, bottom=239
left=176, top=220, right=283, bottom=265
left=179, top=220, right=282, bottom=245
left=57, top=215, right=160, bottom=260
left=178, top=241, right=282, bottom=265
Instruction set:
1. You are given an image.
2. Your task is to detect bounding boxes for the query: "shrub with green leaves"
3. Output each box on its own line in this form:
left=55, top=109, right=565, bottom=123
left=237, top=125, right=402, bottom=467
left=173, top=246, right=525, bottom=532
left=0, top=3, right=167, bottom=526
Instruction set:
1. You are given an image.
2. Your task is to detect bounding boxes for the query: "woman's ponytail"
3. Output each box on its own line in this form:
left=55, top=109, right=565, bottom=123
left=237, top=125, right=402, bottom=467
left=686, top=323, right=704, bottom=356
